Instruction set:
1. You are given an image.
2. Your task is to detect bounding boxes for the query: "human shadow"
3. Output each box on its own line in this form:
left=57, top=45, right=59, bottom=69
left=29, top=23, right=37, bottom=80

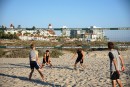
left=9, top=63, right=30, bottom=68
left=0, top=73, right=61, bottom=87
left=51, top=65, right=74, bottom=70
left=0, top=63, right=30, bottom=68
left=124, top=64, right=130, bottom=76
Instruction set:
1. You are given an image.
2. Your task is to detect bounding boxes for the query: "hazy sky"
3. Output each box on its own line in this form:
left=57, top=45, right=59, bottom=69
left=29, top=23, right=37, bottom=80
left=0, top=0, right=130, bottom=41
left=0, top=0, right=130, bottom=28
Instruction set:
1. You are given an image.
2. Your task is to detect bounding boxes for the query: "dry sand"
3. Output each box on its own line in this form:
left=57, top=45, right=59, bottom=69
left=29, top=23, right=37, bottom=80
left=0, top=51, right=130, bottom=87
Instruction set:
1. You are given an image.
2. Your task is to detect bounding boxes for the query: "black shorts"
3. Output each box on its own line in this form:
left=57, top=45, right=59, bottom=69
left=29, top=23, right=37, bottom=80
left=75, top=57, right=83, bottom=64
left=42, top=58, right=49, bottom=64
left=110, top=71, right=120, bottom=80
left=30, top=61, right=40, bottom=69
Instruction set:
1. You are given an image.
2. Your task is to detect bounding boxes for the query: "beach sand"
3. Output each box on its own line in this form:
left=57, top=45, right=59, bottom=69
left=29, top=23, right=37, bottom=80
left=0, top=51, right=130, bottom=87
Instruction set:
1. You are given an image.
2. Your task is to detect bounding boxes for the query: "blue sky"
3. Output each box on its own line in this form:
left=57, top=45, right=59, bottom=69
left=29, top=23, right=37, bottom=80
left=0, top=0, right=130, bottom=28
left=0, top=0, right=130, bottom=41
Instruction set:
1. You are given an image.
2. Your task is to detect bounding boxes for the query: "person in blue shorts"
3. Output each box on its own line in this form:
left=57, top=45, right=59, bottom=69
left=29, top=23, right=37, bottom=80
left=29, top=44, right=45, bottom=81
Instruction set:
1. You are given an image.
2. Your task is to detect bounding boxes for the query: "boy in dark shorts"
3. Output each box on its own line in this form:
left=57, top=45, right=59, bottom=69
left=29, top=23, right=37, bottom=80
left=71, top=48, right=84, bottom=70
left=41, top=50, right=52, bottom=68
left=108, top=42, right=125, bottom=87
left=29, top=44, right=45, bottom=81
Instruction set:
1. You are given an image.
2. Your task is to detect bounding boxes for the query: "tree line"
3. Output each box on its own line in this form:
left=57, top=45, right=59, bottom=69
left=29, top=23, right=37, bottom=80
left=0, top=30, right=19, bottom=39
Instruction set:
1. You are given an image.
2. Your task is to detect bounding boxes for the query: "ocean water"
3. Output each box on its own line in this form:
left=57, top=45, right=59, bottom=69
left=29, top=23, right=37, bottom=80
left=55, top=30, right=130, bottom=42
left=104, top=30, right=130, bottom=42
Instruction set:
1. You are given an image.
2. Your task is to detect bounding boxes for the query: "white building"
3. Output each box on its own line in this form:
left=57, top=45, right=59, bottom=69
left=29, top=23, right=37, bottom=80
left=48, top=24, right=53, bottom=29
left=61, top=26, right=105, bottom=41
left=91, top=34, right=97, bottom=41
left=62, top=29, right=70, bottom=36
left=19, top=36, right=50, bottom=41
left=4, top=28, right=56, bottom=40
left=90, top=26, right=104, bottom=40
left=4, top=29, right=18, bottom=34
left=62, top=26, right=70, bottom=36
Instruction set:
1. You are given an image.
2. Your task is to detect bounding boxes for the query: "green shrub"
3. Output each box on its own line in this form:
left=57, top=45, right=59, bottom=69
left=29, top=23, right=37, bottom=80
left=0, top=49, right=6, bottom=57
left=50, top=50, right=63, bottom=58
left=3, top=49, right=30, bottom=58
left=0, top=49, right=64, bottom=58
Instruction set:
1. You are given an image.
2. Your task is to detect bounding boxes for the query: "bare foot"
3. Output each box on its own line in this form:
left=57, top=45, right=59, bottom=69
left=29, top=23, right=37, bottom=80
left=42, top=78, right=46, bottom=82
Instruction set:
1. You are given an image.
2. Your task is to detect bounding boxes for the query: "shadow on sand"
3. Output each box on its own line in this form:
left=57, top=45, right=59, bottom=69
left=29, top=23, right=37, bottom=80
left=0, top=63, right=30, bottom=68
left=47, top=65, right=74, bottom=70
left=0, top=73, right=61, bottom=87
left=124, top=64, right=130, bottom=76
left=9, top=63, right=30, bottom=68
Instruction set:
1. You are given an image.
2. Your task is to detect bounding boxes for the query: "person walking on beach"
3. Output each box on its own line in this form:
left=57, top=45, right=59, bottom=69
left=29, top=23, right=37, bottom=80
left=41, top=50, right=52, bottom=68
left=71, top=47, right=84, bottom=70
left=108, top=42, right=125, bottom=87
left=29, top=44, right=45, bottom=81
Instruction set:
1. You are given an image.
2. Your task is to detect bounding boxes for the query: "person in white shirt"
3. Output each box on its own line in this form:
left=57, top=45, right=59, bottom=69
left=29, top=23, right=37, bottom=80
left=108, top=42, right=125, bottom=87
left=29, top=44, right=45, bottom=81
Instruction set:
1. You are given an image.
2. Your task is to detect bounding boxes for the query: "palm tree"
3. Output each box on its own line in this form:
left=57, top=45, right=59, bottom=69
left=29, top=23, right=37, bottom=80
left=36, top=30, right=40, bottom=37
left=18, top=31, right=22, bottom=36
left=103, top=36, right=109, bottom=41
left=32, top=26, right=36, bottom=30
left=13, top=32, right=19, bottom=39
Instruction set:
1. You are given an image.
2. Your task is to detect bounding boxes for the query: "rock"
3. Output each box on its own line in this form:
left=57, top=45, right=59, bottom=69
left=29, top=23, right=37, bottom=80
left=105, top=79, right=111, bottom=82
left=99, top=78, right=104, bottom=82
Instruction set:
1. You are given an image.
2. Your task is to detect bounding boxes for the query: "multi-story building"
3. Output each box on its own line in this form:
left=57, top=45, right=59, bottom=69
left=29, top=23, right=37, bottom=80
left=3, top=28, right=56, bottom=40
left=61, top=26, right=104, bottom=41
left=90, top=26, right=104, bottom=41
left=1, top=24, right=105, bottom=41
